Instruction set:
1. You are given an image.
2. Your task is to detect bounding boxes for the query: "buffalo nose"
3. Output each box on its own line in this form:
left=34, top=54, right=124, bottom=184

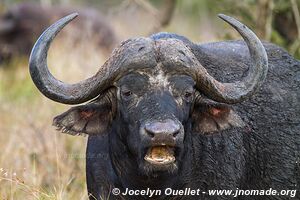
left=144, top=119, right=181, bottom=138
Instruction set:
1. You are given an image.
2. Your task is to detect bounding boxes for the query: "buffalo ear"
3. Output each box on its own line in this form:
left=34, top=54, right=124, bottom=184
left=53, top=102, right=113, bottom=136
left=192, top=97, right=245, bottom=134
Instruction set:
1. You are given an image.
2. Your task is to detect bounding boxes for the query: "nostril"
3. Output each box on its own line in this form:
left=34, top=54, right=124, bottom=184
left=172, top=130, right=180, bottom=137
left=145, top=129, right=155, bottom=138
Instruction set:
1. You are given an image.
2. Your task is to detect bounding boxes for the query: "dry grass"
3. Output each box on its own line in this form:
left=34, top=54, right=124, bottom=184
left=0, top=35, right=107, bottom=199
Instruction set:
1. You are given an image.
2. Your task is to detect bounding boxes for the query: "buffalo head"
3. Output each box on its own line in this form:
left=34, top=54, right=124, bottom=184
left=29, top=13, right=268, bottom=175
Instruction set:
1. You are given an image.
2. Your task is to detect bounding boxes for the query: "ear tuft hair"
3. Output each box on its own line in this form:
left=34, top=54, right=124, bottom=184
left=53, top=103, right=112, bottom=136
left=53, top=120, right=88, bottom=136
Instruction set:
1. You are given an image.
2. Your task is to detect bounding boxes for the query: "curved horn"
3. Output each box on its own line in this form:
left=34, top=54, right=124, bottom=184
left=30, top=13, right=155, bottom=105
left=30, top=13, right=108, bottom=104
left=195, top=14, right=268, bottom=104
left=30, top=13, right=101, bottom=104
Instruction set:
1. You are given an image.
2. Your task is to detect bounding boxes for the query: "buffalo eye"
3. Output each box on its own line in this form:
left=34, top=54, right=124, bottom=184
left=184, top=91, right=192, bottom=98
left=183, top=90, right=194, bottom=102
left=121, top=89, right=133, bottom=100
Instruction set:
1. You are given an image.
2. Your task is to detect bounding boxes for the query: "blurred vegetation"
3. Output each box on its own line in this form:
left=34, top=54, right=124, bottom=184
left=1, top=0, right=299, bottom=58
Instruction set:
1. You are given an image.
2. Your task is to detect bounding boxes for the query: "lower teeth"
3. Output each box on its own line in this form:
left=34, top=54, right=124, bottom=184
left=144, top=146, right=175, bottom=164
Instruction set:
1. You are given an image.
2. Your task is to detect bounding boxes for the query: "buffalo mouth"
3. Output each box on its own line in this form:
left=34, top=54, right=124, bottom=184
left=144, top=146, right=176, bottom=166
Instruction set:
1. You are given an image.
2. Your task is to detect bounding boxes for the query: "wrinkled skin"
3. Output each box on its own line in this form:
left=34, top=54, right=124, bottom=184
left=52, top=33, right=300, bottom=200
left=0, top=3, right=116, bottom=63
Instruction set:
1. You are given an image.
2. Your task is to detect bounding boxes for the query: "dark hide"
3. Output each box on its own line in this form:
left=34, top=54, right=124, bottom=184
left=0, top=3, right=116, bottom=63
left=54, top=33, right=300, bottom=200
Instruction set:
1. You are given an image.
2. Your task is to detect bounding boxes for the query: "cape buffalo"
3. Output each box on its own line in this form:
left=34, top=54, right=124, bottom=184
left=0, top=3, right=116, bottom=63
left=29, top=13, right=300, bottom=200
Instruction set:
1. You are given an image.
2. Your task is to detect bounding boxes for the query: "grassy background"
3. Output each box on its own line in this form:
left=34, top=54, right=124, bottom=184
left=0, top=0, right=298, bottom=199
